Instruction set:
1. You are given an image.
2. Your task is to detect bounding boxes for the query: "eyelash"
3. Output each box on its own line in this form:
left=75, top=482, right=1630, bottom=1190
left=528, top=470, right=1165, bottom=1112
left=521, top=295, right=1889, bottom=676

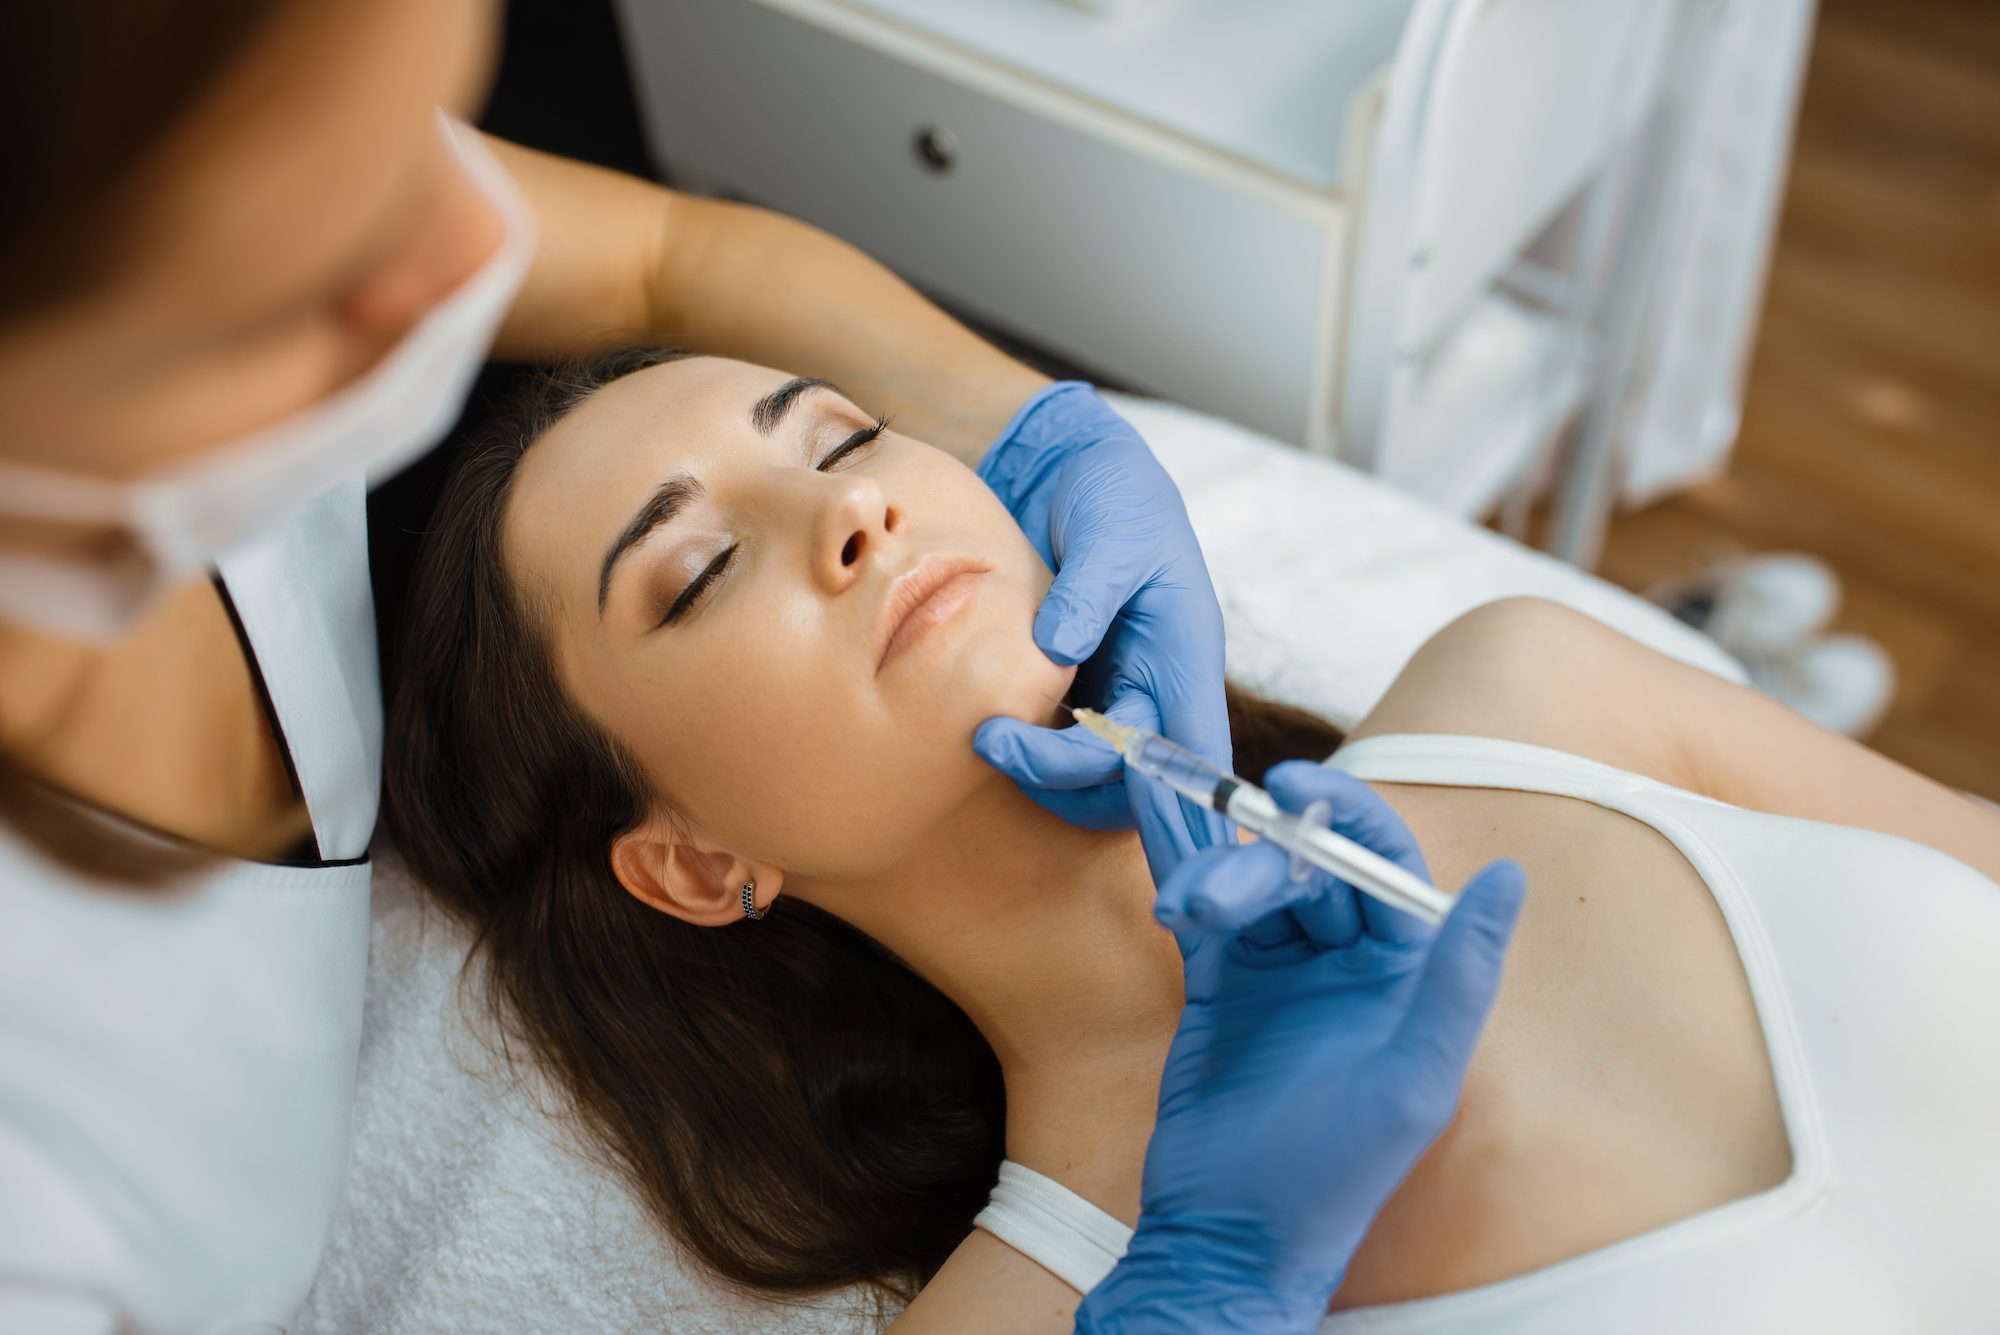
left=656, top=417, right=889, bottom=627
left=816, top=415, right=889, bottom=470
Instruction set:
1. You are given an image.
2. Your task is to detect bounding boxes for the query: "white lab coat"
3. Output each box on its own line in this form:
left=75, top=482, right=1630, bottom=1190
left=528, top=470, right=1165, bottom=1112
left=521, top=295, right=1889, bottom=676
left=0, top=481, right=379, bottom=1334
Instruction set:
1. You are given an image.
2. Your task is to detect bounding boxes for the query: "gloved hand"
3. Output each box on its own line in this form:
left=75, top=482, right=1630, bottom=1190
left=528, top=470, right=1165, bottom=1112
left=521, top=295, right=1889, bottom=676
left=1073, top=761, right=1527, bottom=1334
left=971, top=382, right=1231, bottom=881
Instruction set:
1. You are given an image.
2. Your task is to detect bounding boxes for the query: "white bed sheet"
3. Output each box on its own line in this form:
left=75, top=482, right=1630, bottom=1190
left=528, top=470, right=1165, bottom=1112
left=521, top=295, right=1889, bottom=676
left=296, top=397, right=1740, bottom=1334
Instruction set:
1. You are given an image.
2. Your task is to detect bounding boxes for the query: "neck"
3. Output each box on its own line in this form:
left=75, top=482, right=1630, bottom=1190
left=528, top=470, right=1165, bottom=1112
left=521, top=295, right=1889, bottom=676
left=811, top=773, right=1184, bottom=1220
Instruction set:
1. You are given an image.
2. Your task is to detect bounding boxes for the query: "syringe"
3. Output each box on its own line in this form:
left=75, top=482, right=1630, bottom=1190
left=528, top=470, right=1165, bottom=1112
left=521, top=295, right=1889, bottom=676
left=1070, top=707, right=1453, bottom=925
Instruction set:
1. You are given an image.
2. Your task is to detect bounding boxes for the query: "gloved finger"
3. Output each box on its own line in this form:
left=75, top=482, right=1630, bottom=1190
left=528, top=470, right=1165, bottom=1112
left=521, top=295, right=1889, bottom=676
left=1152, top=843, right=1240, bottom=959
left=1032, top=532, right=1152, bottom=666
left=1163, top=839, right=1291, bottom=930
left=1216, top=845, right=1361, bottom=955
left=1075, top=691, right=1227, bottom=878
left=1121, top=589, right=1232, bottom=773
left=1125, top=701, right=1232, bottom=882
left=1263, top=762, right=1427, bottom=874
left=1155, top=839, right=1364, bottom=963
left=974, top=716, right=1124, bottom=791
left=1092, top=667, right=1223, bottom=778
left=1234, top=910, right=1304, bottom=953
left=1272, top=867, right=1363, bottom=952
left=1386, top=860, right=1526, bottom=1101
left=1132, top=781, right=1232, bottom=885
left=1147, top=678, right=1233, bottom=792
left=1153, top=841, right=1281, bottom=968
left=1264, top=761, right=1434, bottom=947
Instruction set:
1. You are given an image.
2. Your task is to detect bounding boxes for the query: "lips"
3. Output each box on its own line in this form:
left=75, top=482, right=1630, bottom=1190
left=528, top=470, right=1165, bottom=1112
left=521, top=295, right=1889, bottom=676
left=876, top=554, right=989, bottom=673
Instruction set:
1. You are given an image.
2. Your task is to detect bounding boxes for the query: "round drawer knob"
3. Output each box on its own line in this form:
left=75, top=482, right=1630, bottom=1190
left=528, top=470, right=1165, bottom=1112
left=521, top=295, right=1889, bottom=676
left=913, top=126, right=957, bottom=174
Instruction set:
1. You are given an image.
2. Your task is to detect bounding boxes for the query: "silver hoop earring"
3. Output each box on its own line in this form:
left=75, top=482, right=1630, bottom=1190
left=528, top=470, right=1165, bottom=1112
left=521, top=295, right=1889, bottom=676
left=741, top=881, right=765, bottom=921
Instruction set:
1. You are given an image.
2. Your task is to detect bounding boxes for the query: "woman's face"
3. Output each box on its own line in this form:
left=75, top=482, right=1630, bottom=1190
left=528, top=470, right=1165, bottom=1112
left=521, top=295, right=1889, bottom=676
left=505, top=356, right=1075, bottom=885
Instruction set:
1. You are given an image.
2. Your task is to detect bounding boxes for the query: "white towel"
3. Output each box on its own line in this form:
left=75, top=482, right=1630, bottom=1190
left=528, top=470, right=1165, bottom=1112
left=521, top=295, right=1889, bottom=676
left=299, top=395, right=1738, bottom=1333
left=293, top=861, right=882, bottom=1335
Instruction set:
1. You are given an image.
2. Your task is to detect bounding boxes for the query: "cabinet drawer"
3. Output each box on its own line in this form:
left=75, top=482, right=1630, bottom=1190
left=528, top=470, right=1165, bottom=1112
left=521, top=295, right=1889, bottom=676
left=615, top=0, right=1342, bottom=444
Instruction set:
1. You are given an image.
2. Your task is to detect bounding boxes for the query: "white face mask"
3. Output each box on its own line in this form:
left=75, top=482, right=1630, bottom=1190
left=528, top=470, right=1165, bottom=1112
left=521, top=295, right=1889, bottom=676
left=0, top=115, right=536, bottom=643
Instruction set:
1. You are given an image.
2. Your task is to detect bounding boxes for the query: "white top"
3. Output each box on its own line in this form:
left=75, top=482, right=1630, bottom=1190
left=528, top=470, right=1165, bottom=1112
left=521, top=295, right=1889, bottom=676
left=978, top=735, right=2000, bottom=1332
left=841, top=0, right=1414, bottom=188
left=0, top=482, right=379, bottom=1334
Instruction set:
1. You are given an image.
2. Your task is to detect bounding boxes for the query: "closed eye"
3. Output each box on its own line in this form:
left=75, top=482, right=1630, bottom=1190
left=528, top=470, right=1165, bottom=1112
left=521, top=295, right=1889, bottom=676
left=817, top=416, right=889, bottom=470
left=658, top=545, right=737, bottom=627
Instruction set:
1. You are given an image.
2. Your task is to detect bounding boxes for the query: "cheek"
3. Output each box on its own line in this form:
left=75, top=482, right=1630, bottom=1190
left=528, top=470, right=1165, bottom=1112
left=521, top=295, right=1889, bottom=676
left=642, top=620, right=1067, bottom=881
left=671, top=717, right=977, bottom=883
left=640, top=641, right=855, bottom=859
left=627, top=601, right=963, bottom=878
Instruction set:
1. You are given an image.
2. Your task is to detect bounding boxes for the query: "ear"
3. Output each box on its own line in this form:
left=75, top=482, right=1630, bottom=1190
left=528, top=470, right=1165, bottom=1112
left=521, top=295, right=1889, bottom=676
left=611, top=817, right=785, bottom=927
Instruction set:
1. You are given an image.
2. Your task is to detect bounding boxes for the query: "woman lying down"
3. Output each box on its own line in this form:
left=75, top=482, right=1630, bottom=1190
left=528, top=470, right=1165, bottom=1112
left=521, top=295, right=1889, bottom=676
left=386, top=349, right=2000, bottom=1332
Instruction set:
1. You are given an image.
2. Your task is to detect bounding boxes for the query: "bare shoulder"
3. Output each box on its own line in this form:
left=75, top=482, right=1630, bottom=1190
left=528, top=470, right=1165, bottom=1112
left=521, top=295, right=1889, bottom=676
left=1349, top=597, right=1687, bottom=783
left=1352, top=598, right=2000, bottom=881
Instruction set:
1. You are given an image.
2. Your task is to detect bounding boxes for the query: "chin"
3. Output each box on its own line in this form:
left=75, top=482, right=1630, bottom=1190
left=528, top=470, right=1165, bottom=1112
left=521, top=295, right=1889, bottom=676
left=931, top=611, right=1078, bottom=734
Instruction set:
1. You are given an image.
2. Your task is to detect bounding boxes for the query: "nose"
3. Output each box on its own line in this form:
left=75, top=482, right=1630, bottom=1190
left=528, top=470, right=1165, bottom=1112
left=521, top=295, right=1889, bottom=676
left=812, top=474, right=903, bottom=593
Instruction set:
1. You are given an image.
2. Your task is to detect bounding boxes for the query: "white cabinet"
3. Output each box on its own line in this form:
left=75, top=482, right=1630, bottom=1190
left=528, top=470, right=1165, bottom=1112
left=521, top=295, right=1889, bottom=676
left=611, top=0, right=1396, bottom=449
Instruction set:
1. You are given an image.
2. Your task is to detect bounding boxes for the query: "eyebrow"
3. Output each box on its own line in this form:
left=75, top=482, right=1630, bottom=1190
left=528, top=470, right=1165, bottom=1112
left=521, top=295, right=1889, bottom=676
left=597, top=473, right=704, bottom=616
left=751, top=376, right=840, bottom=434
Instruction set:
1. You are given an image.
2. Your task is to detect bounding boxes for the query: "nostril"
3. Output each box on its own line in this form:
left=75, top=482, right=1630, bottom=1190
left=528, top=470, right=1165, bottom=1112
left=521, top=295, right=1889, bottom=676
left=841, top=532, right=862, bottom=566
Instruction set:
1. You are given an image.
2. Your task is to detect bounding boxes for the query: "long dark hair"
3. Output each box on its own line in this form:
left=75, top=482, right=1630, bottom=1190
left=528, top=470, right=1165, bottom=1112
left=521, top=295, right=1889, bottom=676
left=384, top=350, right=1345, bottom=1301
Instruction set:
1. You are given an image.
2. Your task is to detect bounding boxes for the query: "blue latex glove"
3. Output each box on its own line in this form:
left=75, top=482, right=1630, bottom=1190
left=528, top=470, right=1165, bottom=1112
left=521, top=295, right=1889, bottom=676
left=971, top=382, right=1231, bottom=881
left=1073, top=762, right=1527, bottom=1334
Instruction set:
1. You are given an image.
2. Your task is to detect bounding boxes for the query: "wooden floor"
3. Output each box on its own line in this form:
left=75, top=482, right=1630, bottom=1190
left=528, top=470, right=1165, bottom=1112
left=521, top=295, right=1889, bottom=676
left=1589, top=0, right=2000, bottom=800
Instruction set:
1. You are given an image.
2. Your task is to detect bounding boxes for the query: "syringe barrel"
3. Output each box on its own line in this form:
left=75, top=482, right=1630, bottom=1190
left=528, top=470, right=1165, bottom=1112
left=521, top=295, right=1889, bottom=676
left=1124, top=733, right=1232, bottom=810
left=1222, top=783, right=1451, bottom=923
left=1110, top=721, right=1452, bottom=923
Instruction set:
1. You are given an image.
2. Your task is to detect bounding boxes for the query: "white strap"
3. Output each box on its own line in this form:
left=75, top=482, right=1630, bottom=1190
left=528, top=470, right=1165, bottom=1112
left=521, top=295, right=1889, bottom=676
left=973, top=1160, right=1134, bottom=1294
left=1332, top=732, right=1664, bottom=806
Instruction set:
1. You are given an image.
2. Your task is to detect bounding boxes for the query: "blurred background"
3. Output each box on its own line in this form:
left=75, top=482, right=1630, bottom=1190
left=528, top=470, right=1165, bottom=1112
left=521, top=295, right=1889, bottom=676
left=416, top=0, right=1997, bottom=799
left=1588, top=0, right=1999, bottom=798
